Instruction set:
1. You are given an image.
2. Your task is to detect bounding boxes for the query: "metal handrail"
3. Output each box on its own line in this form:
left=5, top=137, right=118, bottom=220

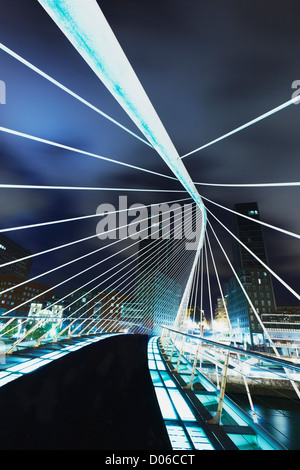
left=160, top=325, right=300, bottom=373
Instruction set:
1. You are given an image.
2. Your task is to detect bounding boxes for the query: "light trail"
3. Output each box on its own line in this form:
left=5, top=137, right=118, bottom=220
left=200, top=194, right=300, bottom=239
left=0, top=197, right=190, bottom=261
left=206, top=207, right=300, bottom=302
left=0, top=125, right=176, bottom=181
left=194, top=181, right=300, bottom=188
left=0, top=183, right=185, bottom=192
left=0, top=42, right=152, bottom=149
left=0, top=197, right=191, bottom=234
left=182, top=96, right=300, bottom=159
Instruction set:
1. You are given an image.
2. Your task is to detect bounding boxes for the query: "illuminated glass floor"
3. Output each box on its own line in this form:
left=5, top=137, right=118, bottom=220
left=153, top=335, right=287, bottom=451
left=147, top=336, right=214, bottom=450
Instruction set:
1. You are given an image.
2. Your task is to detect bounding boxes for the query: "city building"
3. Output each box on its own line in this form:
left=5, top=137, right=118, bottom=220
left=120, top=301, right=145, bottom=332
left=224, top=202, right=276, bottom=347
left=135, top=230, right=182, bottom=333
left=213, top=296, right=230, bottom=335
left=0, top=274, right=54, bottom=316
left=93, top=289, right=130, bottom=331
left=261, top=306, right=300, bottom=356
left=186, top=306, right=206, bottom=335
left=28, top=302, right=64, bottom=324
left=66, top=287, right=130, bottom=332
left=0, top=233, right=32, bottom=279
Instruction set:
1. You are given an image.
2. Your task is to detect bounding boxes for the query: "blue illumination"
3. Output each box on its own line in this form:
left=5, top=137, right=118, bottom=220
left=165, top=425, right=192, bottom=450
left=0, top=333, right=118, bottom=388
left=155, top=387, right=177, bottom=420
left=168, top=389, right=196, bottom=421
left=148, top=336, right=215, bottom=450
left=186, top=425, right=214, bottom=450
left=0, top=373, right=21, bottom=387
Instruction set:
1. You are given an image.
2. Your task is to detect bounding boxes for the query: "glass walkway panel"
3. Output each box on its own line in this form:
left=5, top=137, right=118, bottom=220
left=148, top=336, right=214, bottom=450
left=155, top=331, right=288, bottom=450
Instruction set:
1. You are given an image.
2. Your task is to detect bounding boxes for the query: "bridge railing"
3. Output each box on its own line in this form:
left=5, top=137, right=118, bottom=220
left=0, top=315, right=150, bottom=355
left=159, top=325, right=300, bottom=449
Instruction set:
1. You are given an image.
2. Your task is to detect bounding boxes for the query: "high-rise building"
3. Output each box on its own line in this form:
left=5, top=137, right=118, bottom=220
left=93, top=289, right=130, bottom=331
left=134, top=214, right=182, bottom=333
left=0, top=233, right=32, bottom=279
left=0, top=274, right=54, bottom=316
left=68, top=287, right=128, bottom=325
left=224, top=202, right=276, bottom=346
left=214, top=297, right=229, bottom=334
left=0, top=235, right=57, bottom=317
left=120, top=302, right=145, bottom=333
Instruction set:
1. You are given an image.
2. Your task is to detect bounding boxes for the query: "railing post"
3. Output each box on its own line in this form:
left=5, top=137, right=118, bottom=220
left=207, top=350, right=230, bottom=425
left=159, top=328, right=166, bottom=344
left=50, top=321, right=72, bottom=343
left=5, top=319, right=43, bottom=354
left=184, top=341, right=200, bottom=389
left=67, top=319, right=89, bottom=339
left=173, top=335, right=186, bottom=372
left=166, top=333, right=178, bottom=362
left=83, top=319, right=101, bottom=336
left=33, top=319, right=63, bottom=347
left=0, top=318, right=15, bottom=333
left=243, top=374, right=258, bottom=424
left=164, top=328, right=170, bottom=347
left=163, top=329, right=171, bottom=353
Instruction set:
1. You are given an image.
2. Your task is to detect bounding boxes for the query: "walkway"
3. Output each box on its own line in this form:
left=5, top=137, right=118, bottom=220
left=0, top=333, right=171, bottom=450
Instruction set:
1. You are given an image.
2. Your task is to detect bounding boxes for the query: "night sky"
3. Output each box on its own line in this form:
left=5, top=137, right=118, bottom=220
left=0, top=0, right=299, bottom=312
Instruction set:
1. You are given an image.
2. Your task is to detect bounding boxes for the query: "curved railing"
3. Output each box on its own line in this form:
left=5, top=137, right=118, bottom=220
left=159, top=325, right=300, bottom=450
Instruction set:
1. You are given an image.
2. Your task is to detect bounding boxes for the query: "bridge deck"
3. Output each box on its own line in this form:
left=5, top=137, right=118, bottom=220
left=0, top=334, right=171, bottom=450
left=0, top=332, right=287, bottom=450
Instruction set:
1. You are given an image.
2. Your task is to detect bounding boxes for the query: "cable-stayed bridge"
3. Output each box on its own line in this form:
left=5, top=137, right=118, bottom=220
left=0, top=0, right=299, bottom=451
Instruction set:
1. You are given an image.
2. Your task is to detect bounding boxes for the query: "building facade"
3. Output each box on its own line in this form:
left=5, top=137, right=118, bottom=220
left=224, top=202, right=276, bottom=346
left=261, top=307, right=300, bottom=356
left=135, top=235, right=182, bottom=334
left=0, top=233, right=32, bottom=279
left=0, top=274, right=54, bottom=316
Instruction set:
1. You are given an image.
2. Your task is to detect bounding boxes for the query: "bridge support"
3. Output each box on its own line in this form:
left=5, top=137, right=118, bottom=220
left=172, top=336, right=186, bottom=372
left=166, top=334, right=177, bottom=362
left=207, top=351, right=230, bottom=425
left=184, top=342, right=200, bottom=390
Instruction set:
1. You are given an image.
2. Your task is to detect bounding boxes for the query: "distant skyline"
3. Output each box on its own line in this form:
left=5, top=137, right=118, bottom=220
left=0, top=1, right=299, bottom=311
